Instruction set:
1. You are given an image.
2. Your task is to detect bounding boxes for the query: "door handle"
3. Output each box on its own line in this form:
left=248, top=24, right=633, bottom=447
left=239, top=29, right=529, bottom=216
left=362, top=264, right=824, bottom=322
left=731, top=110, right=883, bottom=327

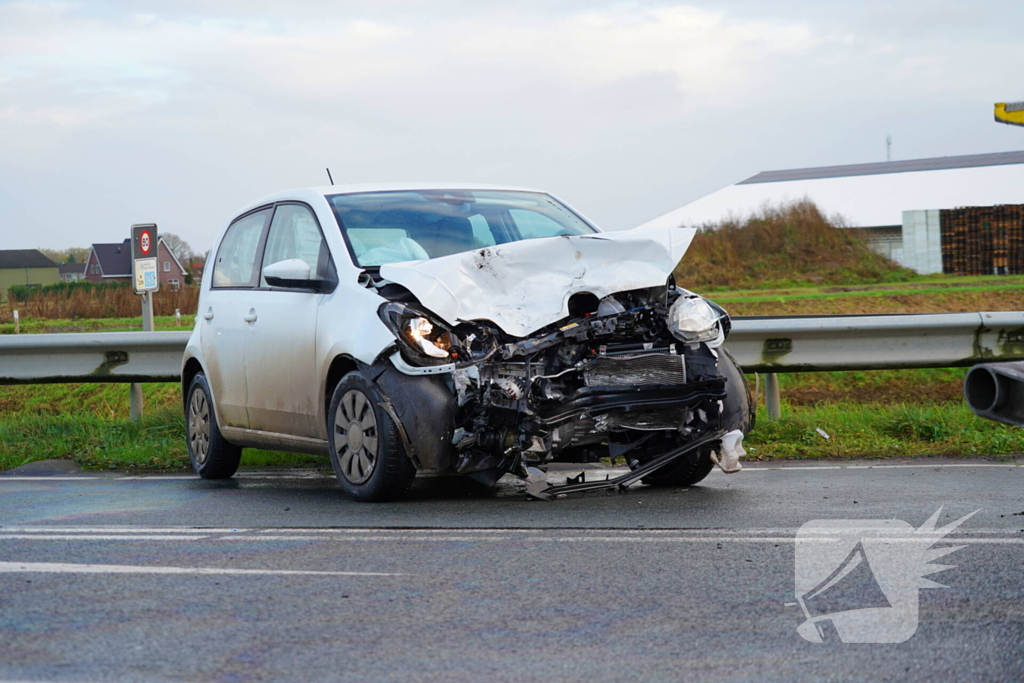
left=203, top=307, right=214, bottom=321
left=243, top=308, right=257, bottom=323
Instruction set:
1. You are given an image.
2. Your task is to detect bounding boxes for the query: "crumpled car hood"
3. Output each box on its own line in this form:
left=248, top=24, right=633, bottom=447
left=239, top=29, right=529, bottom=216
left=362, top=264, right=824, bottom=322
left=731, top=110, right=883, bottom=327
left=378, top=226, right=697, bottom=337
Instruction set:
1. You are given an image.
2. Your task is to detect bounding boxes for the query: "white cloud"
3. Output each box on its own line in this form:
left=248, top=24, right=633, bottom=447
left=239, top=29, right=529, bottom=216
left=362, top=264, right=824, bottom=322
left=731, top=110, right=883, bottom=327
left=0, top=1, right=1022, bottom=249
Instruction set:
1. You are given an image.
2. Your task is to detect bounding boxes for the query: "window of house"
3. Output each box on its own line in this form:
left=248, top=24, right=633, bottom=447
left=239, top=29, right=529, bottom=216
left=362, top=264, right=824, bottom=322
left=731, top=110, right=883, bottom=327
left=168, top=279, right=180, bottom=291
left=163, top=261, right=170, bottom=272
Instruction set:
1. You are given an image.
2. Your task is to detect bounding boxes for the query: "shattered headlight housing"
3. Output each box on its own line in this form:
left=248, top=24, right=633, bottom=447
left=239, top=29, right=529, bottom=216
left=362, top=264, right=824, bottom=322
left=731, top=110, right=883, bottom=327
left=667, top=296, right=721, bottom=344
left=379, top=302, right=455, bottom=364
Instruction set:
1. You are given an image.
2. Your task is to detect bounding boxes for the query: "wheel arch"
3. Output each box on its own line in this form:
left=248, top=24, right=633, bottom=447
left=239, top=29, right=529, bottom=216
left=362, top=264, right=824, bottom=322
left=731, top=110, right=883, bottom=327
left=181, top=356, right=204, bottom=412
left=324, top=354, right=360, bottom=418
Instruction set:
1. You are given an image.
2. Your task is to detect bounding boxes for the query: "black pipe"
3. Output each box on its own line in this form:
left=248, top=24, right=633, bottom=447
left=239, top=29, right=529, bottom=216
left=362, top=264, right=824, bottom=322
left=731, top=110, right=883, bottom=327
left=964, top=362, right=1024, bottom=426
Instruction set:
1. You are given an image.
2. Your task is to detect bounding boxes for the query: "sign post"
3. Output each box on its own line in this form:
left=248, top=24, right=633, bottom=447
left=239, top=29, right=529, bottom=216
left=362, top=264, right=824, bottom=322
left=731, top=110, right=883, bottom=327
left=130, top=224, right=159, bottom=421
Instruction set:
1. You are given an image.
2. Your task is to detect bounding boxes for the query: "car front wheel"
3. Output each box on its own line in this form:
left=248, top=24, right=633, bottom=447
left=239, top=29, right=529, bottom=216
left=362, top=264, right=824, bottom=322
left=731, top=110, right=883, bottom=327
left=328, top=372, right=416, bottom=502
left=186, top=371, right=242, bottom=479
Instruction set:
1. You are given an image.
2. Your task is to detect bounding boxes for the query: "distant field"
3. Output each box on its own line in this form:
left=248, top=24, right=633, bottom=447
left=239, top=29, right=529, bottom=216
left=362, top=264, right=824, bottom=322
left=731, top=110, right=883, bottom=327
left=708, top=275, right=1024, bottom=316
left=0, top=315, right=195, bottom=335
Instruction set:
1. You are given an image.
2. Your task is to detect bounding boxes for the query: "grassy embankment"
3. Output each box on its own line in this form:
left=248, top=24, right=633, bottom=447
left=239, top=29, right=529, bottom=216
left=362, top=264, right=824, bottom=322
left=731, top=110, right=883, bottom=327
left=1, top=200, right=1021, bottom=471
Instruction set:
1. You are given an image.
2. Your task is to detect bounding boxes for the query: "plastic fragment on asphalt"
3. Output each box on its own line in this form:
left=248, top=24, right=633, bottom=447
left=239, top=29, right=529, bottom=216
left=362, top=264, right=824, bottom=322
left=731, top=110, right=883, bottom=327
left=711, top=429, right=746, bottom=474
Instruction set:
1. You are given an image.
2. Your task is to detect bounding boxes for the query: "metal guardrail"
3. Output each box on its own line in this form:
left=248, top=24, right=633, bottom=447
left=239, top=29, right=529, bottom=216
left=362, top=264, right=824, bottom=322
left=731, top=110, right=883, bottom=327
left=727, top=311, right=1024, bottom=372
left=2, top=312, right=1023, bottom=420
left=2, top=313, right=1023, bottom=384
left=0, top=331, right=190, bottom=385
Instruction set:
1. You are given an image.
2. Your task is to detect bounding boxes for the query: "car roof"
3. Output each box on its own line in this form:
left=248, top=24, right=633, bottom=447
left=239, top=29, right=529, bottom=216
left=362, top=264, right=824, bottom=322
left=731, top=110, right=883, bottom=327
left=236, top=183, right=549, bottom=215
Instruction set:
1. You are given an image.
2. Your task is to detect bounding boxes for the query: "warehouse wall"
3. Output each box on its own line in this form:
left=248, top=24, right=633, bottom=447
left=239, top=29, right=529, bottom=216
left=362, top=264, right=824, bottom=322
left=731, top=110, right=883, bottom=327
left=900, top=210, right=943, bottom=274
left=0, top=266, right=60, bottom=303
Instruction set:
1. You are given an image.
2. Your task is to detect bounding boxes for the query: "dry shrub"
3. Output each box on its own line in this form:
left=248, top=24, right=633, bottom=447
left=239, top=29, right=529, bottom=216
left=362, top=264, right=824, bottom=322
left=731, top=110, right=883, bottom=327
left=9, top=281, right=199, bottom=320
left=674, top=200, right=915, bottom=290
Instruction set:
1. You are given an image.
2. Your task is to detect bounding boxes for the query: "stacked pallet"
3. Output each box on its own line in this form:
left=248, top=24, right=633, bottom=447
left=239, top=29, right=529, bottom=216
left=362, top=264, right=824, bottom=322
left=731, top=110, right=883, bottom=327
left=939, top=204, right=1024, bottom=275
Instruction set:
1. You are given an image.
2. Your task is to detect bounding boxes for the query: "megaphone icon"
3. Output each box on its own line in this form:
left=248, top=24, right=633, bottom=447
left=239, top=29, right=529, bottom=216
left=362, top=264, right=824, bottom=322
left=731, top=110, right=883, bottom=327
left=796, top=541, right=892, bottom=642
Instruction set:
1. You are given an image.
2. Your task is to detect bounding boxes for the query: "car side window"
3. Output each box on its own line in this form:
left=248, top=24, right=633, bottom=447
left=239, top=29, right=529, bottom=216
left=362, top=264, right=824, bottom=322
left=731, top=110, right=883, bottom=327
left=212, top=209, right=271, bottom=288
left=261, top=203, right=332, bottom=287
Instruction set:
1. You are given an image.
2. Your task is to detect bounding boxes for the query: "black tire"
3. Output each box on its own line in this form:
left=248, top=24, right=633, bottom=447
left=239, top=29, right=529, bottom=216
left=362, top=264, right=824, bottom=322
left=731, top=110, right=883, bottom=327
left=328, top=372, right=416, bottom=502
left=637, top=350, right=753, bottom=487
left=186, top=371, right=242, bottom=479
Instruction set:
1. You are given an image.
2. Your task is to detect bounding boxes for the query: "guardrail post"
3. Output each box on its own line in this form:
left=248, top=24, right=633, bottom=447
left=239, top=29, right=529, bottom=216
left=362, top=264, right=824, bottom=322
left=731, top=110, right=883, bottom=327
left=765, top=373, right=781, bottom=420
left=129, top=383, right=144, bottom=421
left=13, top=310, right=19, bottom=335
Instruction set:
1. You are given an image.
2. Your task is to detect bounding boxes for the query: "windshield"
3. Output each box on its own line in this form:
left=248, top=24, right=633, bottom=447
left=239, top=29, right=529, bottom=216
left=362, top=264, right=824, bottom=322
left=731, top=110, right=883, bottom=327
left=325, top=190, right=598, bottom=267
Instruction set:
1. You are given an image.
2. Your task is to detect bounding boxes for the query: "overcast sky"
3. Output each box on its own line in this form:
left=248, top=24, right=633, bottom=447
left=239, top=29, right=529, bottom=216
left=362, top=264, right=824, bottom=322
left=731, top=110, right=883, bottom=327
left=2, top=0, right=1022, bottom=254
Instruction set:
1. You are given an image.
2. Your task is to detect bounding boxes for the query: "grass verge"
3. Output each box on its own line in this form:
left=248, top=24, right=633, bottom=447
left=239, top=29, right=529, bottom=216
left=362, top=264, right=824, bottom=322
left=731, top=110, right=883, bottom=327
left=1, top=372, right=1020, bottom=472
left=0, top=384, right=322, bottom=472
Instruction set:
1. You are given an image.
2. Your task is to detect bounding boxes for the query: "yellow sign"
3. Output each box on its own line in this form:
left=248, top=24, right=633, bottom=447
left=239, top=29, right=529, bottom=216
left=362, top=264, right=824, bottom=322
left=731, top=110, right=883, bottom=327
left=995, top=102, right=1024, bottom=127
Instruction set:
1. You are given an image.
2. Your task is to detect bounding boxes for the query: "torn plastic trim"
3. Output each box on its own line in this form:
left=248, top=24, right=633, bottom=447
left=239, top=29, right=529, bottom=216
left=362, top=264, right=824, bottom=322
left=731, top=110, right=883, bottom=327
left=708, top=429, right=745, bottom=473
left=390, top=352, right=455, bottom=376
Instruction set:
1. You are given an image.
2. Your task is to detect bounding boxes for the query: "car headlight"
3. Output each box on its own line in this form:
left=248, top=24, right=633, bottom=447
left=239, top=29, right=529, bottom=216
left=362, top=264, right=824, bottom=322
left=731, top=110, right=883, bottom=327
left=403, top=316, right=452, bottom=358
left=379, top=302, right=455, bottom=364
left=667, top=296, right=720, bottom=343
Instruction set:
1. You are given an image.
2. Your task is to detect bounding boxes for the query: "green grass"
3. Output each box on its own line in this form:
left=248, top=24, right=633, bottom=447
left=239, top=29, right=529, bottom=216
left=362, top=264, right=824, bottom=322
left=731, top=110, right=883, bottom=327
left=698, top=273, right=1024, bottom=295
left=0, top=315, right=195, bottom=335
left=714, top=282, right=1024, bottom=304
left=745, top=402, right=1023, bottom=460
left=0, top=384, right=322, bottom=472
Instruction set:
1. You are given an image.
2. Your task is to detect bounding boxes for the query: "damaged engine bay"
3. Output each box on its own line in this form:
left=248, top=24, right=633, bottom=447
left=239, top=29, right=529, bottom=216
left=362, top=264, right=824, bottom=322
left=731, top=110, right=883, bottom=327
left=374, top=277, right=750, bottom=498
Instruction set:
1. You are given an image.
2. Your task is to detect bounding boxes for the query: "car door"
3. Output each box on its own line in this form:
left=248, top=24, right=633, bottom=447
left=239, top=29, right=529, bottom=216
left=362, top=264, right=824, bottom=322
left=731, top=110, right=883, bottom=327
left=243, top=202, right=333, bottom=438
left=200, top=207, right=272, bottom=428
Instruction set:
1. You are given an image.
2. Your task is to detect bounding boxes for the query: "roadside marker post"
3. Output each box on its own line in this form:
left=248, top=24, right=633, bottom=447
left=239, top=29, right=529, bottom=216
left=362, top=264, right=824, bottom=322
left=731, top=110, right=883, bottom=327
left=12, top=310, right=18, bottom=335
left=130, top=224, right=159, bottom=421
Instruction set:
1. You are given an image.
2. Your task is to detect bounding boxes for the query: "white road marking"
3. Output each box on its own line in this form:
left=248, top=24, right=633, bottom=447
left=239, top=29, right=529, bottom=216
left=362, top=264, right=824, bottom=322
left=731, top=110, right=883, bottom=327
left=256, top=527, right=542, bottom=534
left=0, top=530, right=1018, bottom=544
left=0, top=535, right=208, bottom=541
left=0, top=561, right=404, bottom=576
left=735, top=463, right=1022, bottom=471
left=0, top=462, right=1019, bottom=483
left=1, top=527, right=246, bottom=534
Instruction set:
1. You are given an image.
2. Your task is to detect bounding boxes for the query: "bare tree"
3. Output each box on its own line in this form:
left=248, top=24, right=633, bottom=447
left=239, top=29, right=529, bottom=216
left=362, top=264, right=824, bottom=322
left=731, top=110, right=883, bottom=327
left=161, top=233, right=194, bottom=262
left=37, top=247, right=89, bottom=264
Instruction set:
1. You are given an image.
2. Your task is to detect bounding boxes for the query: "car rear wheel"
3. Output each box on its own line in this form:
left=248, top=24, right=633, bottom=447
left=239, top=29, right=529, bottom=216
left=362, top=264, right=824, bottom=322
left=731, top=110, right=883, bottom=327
left=328, top=372, right=416, bottom=502
left=186, top=371, right=242, bottom=479
left=634, top=351, right=753, bottom=487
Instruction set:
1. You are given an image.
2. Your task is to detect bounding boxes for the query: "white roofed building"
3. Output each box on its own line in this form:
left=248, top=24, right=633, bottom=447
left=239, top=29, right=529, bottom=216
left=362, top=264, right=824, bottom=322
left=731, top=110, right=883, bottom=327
left=637, top=151, right=1024, bottom=274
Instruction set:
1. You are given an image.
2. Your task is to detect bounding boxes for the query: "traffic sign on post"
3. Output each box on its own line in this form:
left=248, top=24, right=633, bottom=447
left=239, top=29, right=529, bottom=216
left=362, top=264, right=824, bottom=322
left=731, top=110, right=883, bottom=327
left=130, top=223, right=158, bottom=422
left=131, top=223, right=160, bottom=294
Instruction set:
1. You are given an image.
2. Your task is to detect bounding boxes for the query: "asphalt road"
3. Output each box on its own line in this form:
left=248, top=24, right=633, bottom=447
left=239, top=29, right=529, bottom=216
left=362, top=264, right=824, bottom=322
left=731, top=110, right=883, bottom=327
left=0, top=459, right=1022, bottom=682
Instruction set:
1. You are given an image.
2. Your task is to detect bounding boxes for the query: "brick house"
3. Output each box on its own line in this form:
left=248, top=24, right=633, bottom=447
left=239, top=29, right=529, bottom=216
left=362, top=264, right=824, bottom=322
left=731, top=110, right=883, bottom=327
left=84, top=238, right=188, bottom=290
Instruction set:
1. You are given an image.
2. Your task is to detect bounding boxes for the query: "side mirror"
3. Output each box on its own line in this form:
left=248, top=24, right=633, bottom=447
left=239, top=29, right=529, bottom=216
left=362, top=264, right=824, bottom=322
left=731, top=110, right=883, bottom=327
left=264, top=259, right=319, bottom=290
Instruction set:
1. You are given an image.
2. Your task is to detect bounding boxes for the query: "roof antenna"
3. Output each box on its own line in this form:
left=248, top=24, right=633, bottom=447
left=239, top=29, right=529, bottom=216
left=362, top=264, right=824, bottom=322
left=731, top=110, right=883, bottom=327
left=326, top=167, right=335, bottom=185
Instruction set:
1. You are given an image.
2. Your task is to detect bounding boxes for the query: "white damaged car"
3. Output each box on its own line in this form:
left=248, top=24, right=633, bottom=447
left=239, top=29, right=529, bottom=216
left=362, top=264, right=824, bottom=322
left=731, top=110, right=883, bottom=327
left=182, top=184, right=753, bottom=500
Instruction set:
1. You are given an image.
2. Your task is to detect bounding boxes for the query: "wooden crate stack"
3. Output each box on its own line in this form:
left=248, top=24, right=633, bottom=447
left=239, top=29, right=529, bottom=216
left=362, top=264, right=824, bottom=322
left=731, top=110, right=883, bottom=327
left=939, top=204, right=1024, bottom=275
